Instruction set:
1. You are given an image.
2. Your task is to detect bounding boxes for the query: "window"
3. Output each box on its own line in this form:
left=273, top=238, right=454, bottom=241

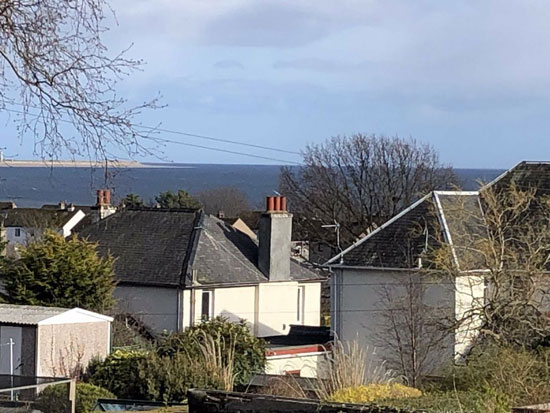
left=201, top=290, right=213, bottom=320
left=14, top=228, right=21, bottom=237
left=297, top=286, right=305, bottom=324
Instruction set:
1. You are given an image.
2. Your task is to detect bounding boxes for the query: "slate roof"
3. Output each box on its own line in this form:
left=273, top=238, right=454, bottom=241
left=79, top=209, right=200, bottom=287
left=188, top=214, right=323, bottom=286
left=0, top=208, right=81, bottom=228
left=326, top=191, right=485, bottom=269
left=484, top=161, right=550, bottom=196
left=326, top=161, right=550, bottom=269
left=78, top=209, right=322, bottom=288
left=0, top=304, right=67, bottom=325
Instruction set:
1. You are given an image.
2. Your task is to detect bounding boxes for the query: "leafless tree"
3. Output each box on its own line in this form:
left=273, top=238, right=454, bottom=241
left=432, top=184, right=550, bottom=349
left=0, top=0, right=160, bottom=160
left=197, top=186, right=251, bottom=217
left=375, top=270, right=451, bottom=387
left=280, top=134, right=457, bottom=250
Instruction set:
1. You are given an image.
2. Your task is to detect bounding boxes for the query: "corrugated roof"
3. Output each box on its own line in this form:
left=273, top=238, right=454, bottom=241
left=0, top=304, right=67, bottom=325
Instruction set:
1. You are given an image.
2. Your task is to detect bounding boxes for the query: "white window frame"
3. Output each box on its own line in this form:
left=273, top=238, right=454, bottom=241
left=14, top=228, right=21, bottom=237
left=297, top=285, right=305, bottom=325
left=201, top=290, right=214, bottom=321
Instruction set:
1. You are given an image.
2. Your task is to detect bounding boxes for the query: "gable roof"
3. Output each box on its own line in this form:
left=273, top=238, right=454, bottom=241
left=1, top=208, right=82, bottom=228
left=79, top=209, right=200, bottom=287
left=187, top=214, right=323, bottom=286
left=0, top=304, right=112, bottom=325
left=326, top=191, right=483, bottom=269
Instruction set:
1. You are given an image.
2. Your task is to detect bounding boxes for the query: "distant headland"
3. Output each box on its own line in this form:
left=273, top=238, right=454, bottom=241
left=0, top=159, right=147, bottom=168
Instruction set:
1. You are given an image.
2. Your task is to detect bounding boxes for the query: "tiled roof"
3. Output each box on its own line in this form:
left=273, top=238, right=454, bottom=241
left=188, top=214, right=323, bottom=286
left=79, top=209, right=200, bottom=286
left=0, top=304, right=67, bottom=325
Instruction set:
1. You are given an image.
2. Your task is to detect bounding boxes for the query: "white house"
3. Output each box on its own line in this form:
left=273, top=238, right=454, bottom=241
left=1, top=206, right=86, bottom=256
left=326, top=161, right=550, bottom=374
left=79, top=196, right=325, bottom=337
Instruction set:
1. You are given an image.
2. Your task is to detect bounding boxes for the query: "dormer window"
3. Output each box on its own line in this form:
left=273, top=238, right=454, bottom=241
left=14, top=228, right=21, bottom=237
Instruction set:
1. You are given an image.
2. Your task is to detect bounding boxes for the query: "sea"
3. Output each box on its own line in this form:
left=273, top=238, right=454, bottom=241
left=0, top=164, right=505, bottom=208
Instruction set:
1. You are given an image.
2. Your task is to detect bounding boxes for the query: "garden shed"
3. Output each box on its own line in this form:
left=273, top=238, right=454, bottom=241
left=0, top=304, right=112, bottom=377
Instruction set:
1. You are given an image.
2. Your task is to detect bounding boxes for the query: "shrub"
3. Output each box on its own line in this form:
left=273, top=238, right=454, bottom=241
left=328, top=383, right=422, bottom=404
left=86, top=349, right=147, bottom=399
left=452, top=345, right=550, bottom=406
left=381, top=388, right=510, bottom=413
left=2, top=231, right=115, bottom=312
left=157, top=317, right=266, bottom=387
left=36, top=382, right=115, bottom=413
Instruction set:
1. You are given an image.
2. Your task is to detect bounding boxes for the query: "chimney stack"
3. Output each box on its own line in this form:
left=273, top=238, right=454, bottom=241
left=95, top=189, right=116, bottom=221
left=96, top=189, right=112, bottom=207
left=258, top=196, right=292, bottom=282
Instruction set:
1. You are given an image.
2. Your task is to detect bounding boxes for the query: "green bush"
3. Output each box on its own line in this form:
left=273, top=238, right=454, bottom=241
left=36, top=383, right=115, bottom=413
left=381, top=388, right=510, bottom=413
left=86, top=349, right=147, bottom=399
left=156, top=317, right=266, bottom=387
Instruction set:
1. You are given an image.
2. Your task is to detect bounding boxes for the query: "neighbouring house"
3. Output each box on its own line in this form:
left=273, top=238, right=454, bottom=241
left=0, top=304, right=112, bottom=377
left=326, top=161, right=550, bottom=373
left=0, top=189, right=116, bottom=257
left=78, top=196, right=325, bottom=337
left=0, top=206, right=86, bottom=256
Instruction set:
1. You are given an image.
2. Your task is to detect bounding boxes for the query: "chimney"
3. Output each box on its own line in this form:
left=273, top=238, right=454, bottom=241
left=96, top=189, right=105, bottom=206
left=95, top=188, right=116, bottom=221
left=258, top=196, right=292, bottom=281
left=58, top=201, right=66, bottom=210
left=217, top=210, right=225, bottom=219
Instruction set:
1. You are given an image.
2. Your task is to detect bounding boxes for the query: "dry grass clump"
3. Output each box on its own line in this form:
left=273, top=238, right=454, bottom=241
left=187, top=330, right=236, bottom=392
left=312, top=339, right=394, bottom=400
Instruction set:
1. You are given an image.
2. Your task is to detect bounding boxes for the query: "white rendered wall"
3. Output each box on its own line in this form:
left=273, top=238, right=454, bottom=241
left=266, top=352, right=328, bottom=378
left=332, top=268, right=457, bottom=373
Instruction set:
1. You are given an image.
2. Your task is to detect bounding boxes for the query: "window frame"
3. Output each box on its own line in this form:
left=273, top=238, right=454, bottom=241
left=201, top=290, right=214, bottom=321
left=297, top=285, right=305, bottom=325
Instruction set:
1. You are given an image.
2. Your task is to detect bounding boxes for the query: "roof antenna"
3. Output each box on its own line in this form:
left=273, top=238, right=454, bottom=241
left=322, top=220, right=343, bottom=263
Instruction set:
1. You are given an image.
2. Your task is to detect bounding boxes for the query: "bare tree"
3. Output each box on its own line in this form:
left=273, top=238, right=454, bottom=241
left=197, top=186, right=251, bottom=217
left=432, top=183, right=550, bottom=349
left=280, top=134, right=457, bottom=250
left=0, top=0, right=159, bottom=160
left=375, top=271, right=451, bottom=387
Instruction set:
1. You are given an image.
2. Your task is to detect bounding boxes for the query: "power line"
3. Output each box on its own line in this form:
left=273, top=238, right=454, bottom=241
left=142, top=135, right=301, bottom=165
left=1, top=106, right=302, bottom=163
left=135, top=125, right=301, bottom=155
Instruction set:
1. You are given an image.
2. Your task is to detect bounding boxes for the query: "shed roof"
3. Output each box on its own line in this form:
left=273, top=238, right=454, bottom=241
left=0, top=304, right=112, bottom=325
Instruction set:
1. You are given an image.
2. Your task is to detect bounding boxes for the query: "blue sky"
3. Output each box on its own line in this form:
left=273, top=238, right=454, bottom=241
left=4, top=1, right=550, bottom=168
